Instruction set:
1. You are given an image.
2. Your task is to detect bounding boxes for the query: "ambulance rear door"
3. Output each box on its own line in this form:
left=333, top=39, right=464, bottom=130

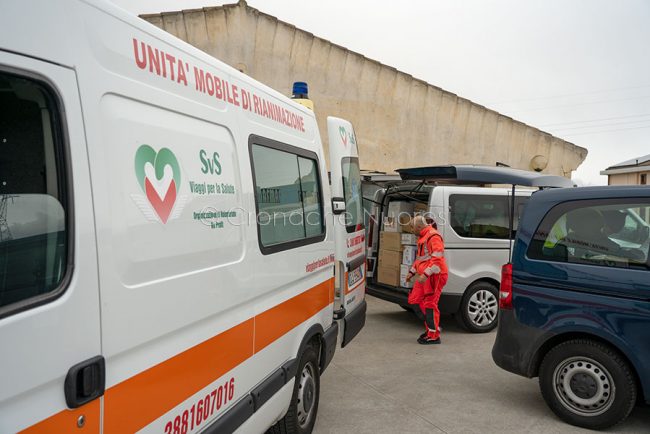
left=327, top=117, right=366, bottom=347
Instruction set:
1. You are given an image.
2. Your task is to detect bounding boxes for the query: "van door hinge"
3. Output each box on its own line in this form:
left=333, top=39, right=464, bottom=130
left=64, top=355, right=105, bottom=409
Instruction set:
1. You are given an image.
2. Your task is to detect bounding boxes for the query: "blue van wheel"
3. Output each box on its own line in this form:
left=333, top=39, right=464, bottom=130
left=539, top=339, right=637, bottom=430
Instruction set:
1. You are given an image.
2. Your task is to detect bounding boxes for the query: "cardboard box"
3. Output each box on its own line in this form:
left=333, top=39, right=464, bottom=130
left=387, top=201, right=414, bottom=218
left=385, top=213, right=415, bottom=233
left=382, top=216, right=398, bottom=232
left=379, top=248, right=401, bottom=270
left=400, top=264, right=414, bottom=288
left=379, top=231, right=403, bottom=251
left=386, top=201, right=415, bottom=232
left=378, top=266, right=400, bottom=286
left=401, top=233, right=418, bottom=245
left=402, top=246, right=417, bottom=265
left=414, top=202, right=433, bottom=223
left=414, top=202, right=429, bottom=213
left=399, top=214, right=415, bottom=233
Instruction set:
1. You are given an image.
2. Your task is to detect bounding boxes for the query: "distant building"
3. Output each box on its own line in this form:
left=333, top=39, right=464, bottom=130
left=600, top=154, right=650, bottom=185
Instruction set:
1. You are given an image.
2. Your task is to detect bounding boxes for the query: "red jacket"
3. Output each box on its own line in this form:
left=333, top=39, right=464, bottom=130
left=410, top=225, right=448, bottom=277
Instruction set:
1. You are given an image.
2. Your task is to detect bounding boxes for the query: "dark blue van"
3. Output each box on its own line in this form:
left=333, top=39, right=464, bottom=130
left=492, top=186, right=650, bottom=430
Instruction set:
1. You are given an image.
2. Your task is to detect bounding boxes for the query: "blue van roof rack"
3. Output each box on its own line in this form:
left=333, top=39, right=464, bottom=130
left=396, top=165, right=575, bottom=188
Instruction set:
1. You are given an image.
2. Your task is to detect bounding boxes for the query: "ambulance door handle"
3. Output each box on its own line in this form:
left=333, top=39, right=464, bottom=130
left=64, top=355, right=106, bottom=409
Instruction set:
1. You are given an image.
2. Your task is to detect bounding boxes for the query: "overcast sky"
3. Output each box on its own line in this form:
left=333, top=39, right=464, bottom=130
left=113, top=0, right=650, bottom=185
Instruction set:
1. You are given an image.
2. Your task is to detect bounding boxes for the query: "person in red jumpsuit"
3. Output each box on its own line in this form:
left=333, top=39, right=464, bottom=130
left=406, top=215, right=448, bottom=345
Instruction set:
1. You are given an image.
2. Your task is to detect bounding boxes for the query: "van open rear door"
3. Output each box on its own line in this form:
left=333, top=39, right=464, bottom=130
left=327, top=117, right=367, bottom=347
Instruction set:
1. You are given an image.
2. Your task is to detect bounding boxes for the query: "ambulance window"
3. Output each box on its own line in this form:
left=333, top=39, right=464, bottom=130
left=342, top=157, right=363, bottom=232
left=250, top=137, right=325, bottom=254
left=298, top=156, right=323, bottom=237
left=0, top=71, right=69, bottom=315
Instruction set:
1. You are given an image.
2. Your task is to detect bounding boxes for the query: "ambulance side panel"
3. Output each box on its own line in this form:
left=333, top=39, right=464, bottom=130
left=69, top=1, right=335, bottom=432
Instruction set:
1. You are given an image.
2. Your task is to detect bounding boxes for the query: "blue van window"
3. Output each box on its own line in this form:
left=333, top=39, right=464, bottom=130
left=528, top=200, right=650, bottom=270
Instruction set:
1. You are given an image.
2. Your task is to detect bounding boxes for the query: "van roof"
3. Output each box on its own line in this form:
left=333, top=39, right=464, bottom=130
left=396, top=165, right=575, bottom=188
left=529, top=185, right=650, bottom=203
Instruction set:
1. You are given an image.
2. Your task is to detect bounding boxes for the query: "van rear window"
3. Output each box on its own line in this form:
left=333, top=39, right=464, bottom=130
left=528, top=200, right=650, bottom=270
left=0, top=71, right=68, bottom=314
left=250, top=137, right=325, bottom=254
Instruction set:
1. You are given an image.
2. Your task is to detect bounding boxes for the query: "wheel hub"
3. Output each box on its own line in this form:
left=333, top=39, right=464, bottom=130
left=303, top=378, right=314, bottom=412
left=570, top=372, right=598, bottom=399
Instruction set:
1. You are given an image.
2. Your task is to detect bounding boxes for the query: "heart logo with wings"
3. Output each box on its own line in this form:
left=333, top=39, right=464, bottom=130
left=132, top=145, right=188, bottom=223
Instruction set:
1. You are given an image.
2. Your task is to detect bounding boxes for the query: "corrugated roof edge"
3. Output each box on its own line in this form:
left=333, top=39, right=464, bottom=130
left=606, top=153, right=650, bottom=170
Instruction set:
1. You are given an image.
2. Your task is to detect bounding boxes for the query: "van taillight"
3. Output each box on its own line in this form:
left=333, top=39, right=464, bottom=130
left=499, top=263, right=513, bottom=310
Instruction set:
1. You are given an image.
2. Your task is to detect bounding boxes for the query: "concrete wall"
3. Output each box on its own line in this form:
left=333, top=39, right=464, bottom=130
left=142, top=1, right=587, bottom=177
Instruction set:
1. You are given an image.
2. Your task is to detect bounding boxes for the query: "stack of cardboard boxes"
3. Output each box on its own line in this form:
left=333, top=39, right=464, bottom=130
left=400, top=233, right=417, bottom=288
left=377, top=232, right=402, bottom=286
left=381, top=201, right=413, bottom=233
left=377, top=201, right=428, bottom=288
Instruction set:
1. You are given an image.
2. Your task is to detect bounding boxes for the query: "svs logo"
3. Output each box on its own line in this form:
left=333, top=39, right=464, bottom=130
left=200, top=149, right=222, bottom=175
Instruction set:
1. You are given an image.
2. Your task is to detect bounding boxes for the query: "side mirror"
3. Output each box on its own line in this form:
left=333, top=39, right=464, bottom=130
left=332, top=197, right=346, bottom=215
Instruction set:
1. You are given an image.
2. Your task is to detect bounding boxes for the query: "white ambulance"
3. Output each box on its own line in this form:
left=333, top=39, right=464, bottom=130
left=0, top=1, right=366, bottom=433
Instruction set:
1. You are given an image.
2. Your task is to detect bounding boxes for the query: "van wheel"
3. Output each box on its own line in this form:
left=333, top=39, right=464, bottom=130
left=456, top=282, right=499, bottom=333
left=268, top=344, right=320, bottom=434
left=539, top=339, right=637, bottom=430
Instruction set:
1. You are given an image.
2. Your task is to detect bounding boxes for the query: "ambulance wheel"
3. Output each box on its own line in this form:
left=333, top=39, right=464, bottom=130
left=456, top=282, right=499, bottom=333
left=269, top=344, right=320, bottom=434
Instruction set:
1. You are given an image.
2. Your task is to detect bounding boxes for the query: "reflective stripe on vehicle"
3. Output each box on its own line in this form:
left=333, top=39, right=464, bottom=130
left=21, top=278, right=335, bottom=434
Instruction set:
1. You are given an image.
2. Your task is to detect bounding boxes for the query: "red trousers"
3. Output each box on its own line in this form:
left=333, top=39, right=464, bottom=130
left=408, top=273, right=448, bottom=339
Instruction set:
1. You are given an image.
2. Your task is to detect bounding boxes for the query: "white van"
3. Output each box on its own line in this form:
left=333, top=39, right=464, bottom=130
left=365, top=165, right=572, bottom=333
left=0, top=1, right=366, bottom=433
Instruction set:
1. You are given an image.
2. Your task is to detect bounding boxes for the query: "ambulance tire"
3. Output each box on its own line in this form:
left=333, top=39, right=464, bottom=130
left=269, top=343, right=320, bottom=434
